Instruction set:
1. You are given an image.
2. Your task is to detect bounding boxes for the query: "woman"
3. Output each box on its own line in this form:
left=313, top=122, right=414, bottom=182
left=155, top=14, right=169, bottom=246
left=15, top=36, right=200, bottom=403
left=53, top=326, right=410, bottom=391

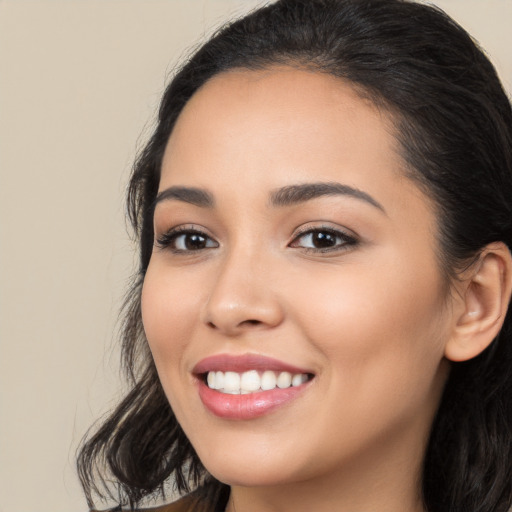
left=78, top=1, right=512, bottom=511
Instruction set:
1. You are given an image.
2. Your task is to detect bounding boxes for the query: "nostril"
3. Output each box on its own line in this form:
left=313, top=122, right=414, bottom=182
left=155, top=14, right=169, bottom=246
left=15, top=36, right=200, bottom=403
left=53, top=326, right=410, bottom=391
left=205, top=319, right=261, bottom=331
left=242, top=319, right=262, bottom=326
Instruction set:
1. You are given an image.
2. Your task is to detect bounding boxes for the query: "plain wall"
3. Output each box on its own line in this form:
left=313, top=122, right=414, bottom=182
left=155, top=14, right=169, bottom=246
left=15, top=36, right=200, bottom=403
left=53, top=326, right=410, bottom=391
left=0, top=1, right=510, bottom=511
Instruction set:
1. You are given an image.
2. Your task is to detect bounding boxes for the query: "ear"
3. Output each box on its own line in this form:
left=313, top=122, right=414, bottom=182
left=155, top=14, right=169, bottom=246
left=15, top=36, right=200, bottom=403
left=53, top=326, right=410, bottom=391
left=445, top=242, right=512, bottom=362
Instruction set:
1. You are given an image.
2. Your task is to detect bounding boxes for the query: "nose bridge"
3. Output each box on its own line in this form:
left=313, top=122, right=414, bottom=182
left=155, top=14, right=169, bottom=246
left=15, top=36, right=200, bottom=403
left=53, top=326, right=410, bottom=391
left=201, top=238, right=283, bottom=334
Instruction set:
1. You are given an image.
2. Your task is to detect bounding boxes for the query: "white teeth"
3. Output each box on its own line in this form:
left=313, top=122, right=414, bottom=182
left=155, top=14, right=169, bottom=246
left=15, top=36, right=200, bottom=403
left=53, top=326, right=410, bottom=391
left=240, top=370, right=261, bottom=392
left=207, top=371, right=216, bottom=389
left=223, top=371, right=240, bottom=393
left=214, top=371, right=224, bottom=390
left=277, top=371, right=292, bottom=388
left=206, top=370, right=310, bottom=394
left=261, top=370, right=277, bottom=390
left=292, top=373, right=307, bottom=387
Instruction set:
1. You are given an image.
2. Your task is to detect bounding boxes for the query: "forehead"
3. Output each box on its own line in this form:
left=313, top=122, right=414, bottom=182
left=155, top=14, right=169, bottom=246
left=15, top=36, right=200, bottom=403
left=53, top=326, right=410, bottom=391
left=165, top=67, right=396, bottom=170
left=160, top=66, right=430, bottom=220
left=166, top=68, right=393, bottom=170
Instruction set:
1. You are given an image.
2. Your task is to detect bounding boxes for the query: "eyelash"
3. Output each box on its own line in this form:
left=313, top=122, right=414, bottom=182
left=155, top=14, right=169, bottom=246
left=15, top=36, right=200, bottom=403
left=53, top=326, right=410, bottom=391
left=155, top=226, right=218, bottom=253
left=289, top=225, right=358, bottom=253
left=155, top=225, right=358, bottom=254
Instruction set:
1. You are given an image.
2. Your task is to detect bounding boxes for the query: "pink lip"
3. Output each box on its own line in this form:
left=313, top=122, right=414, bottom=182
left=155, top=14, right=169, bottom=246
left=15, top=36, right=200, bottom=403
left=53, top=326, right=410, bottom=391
left=193, top=354, right=313, bottom=420
left=197, top=384, right=310, bottom=420
left=193, top=353, right=311, bottom=375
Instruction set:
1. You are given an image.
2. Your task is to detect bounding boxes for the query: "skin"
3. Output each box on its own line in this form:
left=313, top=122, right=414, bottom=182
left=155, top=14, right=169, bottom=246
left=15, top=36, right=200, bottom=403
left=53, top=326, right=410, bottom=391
left=141, top=67, right=458, bottom=512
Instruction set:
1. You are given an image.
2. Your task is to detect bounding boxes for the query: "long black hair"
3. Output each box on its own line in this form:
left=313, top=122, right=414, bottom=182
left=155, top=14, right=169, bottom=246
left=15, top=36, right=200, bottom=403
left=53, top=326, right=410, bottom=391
left=77, top=1, right=512, bottom=511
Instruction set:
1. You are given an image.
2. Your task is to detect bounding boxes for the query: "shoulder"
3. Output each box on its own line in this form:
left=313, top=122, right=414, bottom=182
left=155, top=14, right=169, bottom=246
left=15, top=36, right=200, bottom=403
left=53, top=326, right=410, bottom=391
left=142, top=495, right=201, bottom=512
left=91, top=493, right=212, bottom=512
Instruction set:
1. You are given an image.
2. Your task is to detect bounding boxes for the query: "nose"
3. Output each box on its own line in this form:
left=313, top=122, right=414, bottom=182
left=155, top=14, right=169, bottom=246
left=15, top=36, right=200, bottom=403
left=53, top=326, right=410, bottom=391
left=200, top=250, right=285, bottom=336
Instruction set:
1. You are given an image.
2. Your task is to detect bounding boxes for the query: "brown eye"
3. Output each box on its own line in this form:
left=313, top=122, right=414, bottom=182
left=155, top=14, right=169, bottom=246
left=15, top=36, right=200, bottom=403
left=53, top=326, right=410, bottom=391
left=290, top=228, right=357, bottom=253
left=310, top=231, right=337, bottom=248
left=181, top=233, right=209, bottom=250
left=156, top=229, right=218, bottom=252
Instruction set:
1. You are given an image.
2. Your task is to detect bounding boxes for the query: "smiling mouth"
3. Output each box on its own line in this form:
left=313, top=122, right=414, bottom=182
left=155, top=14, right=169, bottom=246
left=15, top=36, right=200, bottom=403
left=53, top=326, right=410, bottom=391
left=203, top=370, right=314, bottom=394
left=194, top=354, right=315, bottom=419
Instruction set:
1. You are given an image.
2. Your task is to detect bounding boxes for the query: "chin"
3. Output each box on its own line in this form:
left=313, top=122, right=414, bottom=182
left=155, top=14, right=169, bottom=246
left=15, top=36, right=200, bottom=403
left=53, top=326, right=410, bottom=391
left=192, top=436, right=305, bottom=488
left=205, top=460, right=298, bottom=488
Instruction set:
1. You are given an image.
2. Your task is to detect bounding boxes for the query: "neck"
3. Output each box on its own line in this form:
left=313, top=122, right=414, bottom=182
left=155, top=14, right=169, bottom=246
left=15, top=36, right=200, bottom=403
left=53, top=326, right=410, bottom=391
left=226, top=471, right=425, bottom=512
left=224, top=426, right=428, bottom=512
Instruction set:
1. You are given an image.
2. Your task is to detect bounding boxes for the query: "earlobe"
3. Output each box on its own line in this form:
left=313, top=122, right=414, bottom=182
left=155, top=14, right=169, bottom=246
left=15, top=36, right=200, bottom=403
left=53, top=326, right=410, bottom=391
left=445, top=242, right=512, bottom=362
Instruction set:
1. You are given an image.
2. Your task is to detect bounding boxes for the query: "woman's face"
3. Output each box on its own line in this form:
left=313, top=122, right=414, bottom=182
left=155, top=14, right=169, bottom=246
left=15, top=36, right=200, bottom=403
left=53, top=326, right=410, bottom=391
left=142, top=68, right=454, bottom=489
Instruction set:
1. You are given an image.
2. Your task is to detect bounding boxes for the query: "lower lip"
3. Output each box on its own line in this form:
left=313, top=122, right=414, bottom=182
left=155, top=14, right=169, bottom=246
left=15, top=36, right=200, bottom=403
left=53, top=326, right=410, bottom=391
left=197, top=380, right=310, bottom=420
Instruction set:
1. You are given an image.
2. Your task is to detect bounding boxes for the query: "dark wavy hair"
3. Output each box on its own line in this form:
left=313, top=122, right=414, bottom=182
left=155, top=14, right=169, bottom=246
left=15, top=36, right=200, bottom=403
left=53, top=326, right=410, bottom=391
left=77, top=1, right=512, bottom=511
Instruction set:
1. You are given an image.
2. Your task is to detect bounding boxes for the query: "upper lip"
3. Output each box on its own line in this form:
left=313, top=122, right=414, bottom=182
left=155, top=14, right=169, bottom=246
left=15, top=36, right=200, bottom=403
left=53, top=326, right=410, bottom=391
left=193, top=353, right=313, bottom=375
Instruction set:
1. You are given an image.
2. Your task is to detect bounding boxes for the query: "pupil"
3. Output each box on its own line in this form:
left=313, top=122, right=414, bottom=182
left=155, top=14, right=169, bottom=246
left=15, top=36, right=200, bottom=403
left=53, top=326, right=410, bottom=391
left=185, top=234, right=206, bottom=250
left=313, top=232, right=335, bottom=248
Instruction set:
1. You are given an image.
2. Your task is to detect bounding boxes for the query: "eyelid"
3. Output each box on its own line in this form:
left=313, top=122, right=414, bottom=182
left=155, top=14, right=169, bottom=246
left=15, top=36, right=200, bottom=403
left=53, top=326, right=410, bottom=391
left=154, top=224, right=219, bottom=252
left=289, top=224, right=359, bottom=253
left=154, top=222, right=358, bottom=255
left=292, top=222, right=356, bottom=238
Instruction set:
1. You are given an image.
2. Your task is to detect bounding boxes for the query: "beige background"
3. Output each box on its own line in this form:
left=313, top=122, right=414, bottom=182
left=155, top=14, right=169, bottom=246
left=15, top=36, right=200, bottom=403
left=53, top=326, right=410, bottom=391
left=0, top=1, right=510, bottom=511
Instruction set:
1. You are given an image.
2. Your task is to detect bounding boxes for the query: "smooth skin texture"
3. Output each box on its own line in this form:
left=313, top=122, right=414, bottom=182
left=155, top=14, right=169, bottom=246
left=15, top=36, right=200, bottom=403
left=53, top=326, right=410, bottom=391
left=141, top=67, right=511, bottom=512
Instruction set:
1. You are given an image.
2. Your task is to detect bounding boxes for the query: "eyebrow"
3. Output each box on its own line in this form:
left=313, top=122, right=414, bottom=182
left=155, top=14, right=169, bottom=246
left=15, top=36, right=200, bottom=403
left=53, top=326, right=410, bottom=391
left=269, top=182, right=385, bottom=213
left=154, top=186, right=215, bottom=208
left=153, top=181, right=385, bottom=213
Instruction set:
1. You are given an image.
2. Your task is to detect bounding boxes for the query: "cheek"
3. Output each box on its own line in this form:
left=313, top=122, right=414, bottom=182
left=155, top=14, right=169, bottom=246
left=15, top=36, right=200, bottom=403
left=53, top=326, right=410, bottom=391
left=141, top=264, right=201, bottom=374
left=290, top=269, right=449, bottom=458
left=288, top=256, right=448, bottom=394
